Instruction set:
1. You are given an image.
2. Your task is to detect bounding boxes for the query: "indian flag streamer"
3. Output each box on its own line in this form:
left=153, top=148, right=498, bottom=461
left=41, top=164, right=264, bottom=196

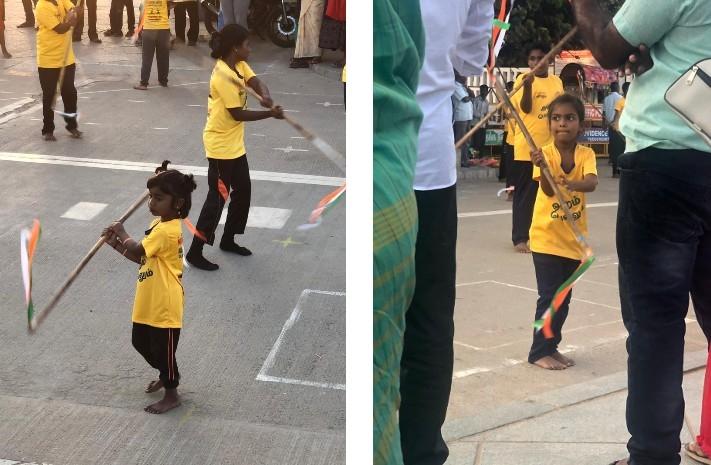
left=20, top=219, right=41, bottom=325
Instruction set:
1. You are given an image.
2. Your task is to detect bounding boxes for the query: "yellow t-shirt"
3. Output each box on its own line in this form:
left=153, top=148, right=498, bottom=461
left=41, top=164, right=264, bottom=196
left=511, top=73, right=563, bottom=161
left=203, top=59, right=257, bottom=159
left=530, top=143, right=598, bottom=260
left=143, top=0, right=169, bottom=30
left=615, top=97, right=626, bottom=113
left=504, top=108, right=516, bottom=145
left=35, top=0, right=75, bottom=68
left=132, top=218, right=184, bottom=328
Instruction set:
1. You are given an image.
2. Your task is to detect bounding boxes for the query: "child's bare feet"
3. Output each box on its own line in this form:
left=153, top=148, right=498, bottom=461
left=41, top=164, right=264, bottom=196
left=145, top=379, right=163, bottom=393
left=2, top=50, right=11, bottom=59
left=145, top=388, right=180, bottom=414
left=514, top=242, right=531, bottom=253
left=552, top=351, right=575, bottom=367
left=43, top=133, right=56, bottom=141
left=532, top=355, right=568, bottom=370
left=68, top=128, right=82, bottom=139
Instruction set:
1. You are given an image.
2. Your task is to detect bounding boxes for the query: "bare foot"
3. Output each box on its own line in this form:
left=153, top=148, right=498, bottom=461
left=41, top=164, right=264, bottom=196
left=133, top=84, right=148, bottom=90
left=610, top=460, right=629, bottom=465
left=68, top=128, right=82, bottom=139
left=552, top=351, right=575, bottom=367
left=144, top=389, right=180, bottom=414
left=685, top=442, right=711, bottom=464
left=2, top=50, right=11, bottom=59
left=43, top=133, right=57, bottom=141
left=514, top=242, right=531, bottom=253
left=532, top=355, right=568, bottom=370
left=145, top=379, right=163, bottom=393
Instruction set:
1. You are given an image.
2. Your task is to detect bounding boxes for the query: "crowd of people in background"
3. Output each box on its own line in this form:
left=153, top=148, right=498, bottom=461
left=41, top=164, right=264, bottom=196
left=290, top=0, right=344, bottom=69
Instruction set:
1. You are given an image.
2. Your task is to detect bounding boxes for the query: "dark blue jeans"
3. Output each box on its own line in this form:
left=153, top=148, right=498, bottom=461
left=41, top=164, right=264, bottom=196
left=617, top=147, right=711, bottom=465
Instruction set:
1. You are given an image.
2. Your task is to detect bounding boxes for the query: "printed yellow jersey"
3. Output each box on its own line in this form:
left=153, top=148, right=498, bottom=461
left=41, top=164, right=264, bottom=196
left=35, top=0, right=75, bottom=68
left=143, top=0, right=169, bottom=29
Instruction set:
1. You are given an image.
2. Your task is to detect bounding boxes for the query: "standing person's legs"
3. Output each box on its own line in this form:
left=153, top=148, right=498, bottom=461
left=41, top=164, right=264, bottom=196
left=139, top=29, right=157, bottom=85
left=107, top=0, right=121, bottom=34
left=125, top=0, right=135, bottom=32
left=527, top=252, right=579, bottom=366
left=59, top=63, right=79, bottom=133
left=498, top=131, right=508, bottom=181
left=187, top=158, right=236, bottom=270
left=186, top=1, right=199, bottom=43
left=617, top=148, right=711, bottom=465
left=511, top=160, right=537, bottom=249
left=453, top=121, right=468, bottom=167
left=73, top=0, right=84, bottom=39
left=20, top=0, right=35, bottom=25
left=155, top=29, right=170, bottom=85
left=143, top=326, right=181, bottom=414
left=504, top=144, right=515, bottom=188
left=221, top=155, right=251, bottom=254
left=86, top=0, right=98, bottom=38
left=233, top=0, right=249, bottom=28
left=399, top=184, right=457, bottom=465
left=37, top=67, right=59, bottom=136
left=132, top=323, right=160, bottom=369
left=220, top=0, right=235, bottom=25
left=173, top=3, right=187, bottom=41
left=691, top=233, right=711, bottom=457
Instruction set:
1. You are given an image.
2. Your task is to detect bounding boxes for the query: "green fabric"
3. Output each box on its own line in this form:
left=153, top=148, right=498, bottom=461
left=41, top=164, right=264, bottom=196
left=373, top=1, right=424, bottom=464
left=613, top=0, right=711, bottom=153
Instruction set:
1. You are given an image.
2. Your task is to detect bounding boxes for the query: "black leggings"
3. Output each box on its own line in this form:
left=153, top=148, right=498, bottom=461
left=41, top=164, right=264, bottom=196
left=132, top=323, right=181, bottom=389
left=38, top=64, right=78, bottom=135
left=193, top=156, right=251, bottom=246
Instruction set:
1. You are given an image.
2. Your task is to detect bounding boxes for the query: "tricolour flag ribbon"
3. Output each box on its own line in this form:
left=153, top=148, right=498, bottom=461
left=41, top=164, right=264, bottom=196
left=20, top=219, right=41, bottom=327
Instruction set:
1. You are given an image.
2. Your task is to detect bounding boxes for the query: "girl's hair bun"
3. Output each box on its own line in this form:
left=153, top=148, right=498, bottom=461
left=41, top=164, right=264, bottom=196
left=183, top=174, right=197, bottom=193
left=209, top=32, right=222, bottom=59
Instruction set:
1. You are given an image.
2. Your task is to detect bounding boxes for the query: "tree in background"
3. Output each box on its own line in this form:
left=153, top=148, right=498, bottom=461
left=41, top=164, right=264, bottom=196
left=496, top=0, right=625, bottom=67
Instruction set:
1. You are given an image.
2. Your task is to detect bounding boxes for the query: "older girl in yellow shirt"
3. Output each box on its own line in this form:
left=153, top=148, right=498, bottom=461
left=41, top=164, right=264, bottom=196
left=528, top=94, right=598, bottom=370
left=186, top=24, right=284, bottom=270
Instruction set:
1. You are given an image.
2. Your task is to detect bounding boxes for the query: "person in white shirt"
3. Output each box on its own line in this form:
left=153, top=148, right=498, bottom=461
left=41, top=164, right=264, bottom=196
left=602, top=81, right=622, bottom=126
left=399, top=1, right=494, bottom=464
left=452, top=72, right=474, bottom=167
left=471, top=84, right=490, bottom=156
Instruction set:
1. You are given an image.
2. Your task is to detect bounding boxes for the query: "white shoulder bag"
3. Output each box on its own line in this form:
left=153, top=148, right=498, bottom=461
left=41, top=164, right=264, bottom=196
left=664, top=58, right=711, bottom=148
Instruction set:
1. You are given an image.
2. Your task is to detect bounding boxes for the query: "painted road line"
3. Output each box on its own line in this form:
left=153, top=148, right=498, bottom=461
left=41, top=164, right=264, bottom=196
left=0, top=97, right=35, bottom=116
left=458, top=201, right=619, bottom=218
left=0, top=460, right=52, bottom=465
left=61, top=202, right=108, bottom=221
left=77, top=81, right=209, bottom=95
left=128, top=99, right=145, bottom=103
left=256, top=289, right=346, bottom=391
left=219, top=207, right=292, bottom=229
left=453, top=367, right=491, bottom=379
left=274, top=146, right=309, bottom=153
left=153, top=127, right=169, bottom=130
left=0, top=152, right=345, bottom=186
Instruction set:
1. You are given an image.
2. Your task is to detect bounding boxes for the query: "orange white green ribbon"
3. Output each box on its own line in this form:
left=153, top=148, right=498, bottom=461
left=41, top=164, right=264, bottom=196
left=297, top=183, right=346, bottom=230
left=20, top=219, right=41, bottom=326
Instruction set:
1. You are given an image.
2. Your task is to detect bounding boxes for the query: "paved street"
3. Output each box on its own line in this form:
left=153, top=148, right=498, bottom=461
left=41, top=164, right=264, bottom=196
left=0, top=2, right=345, bottom=464
left=445, top=164, right=706, bottom=464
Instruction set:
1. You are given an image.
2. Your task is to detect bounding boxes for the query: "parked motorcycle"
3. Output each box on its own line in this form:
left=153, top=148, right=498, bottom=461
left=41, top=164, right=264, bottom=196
left=201, top=0, right=298, bottom=48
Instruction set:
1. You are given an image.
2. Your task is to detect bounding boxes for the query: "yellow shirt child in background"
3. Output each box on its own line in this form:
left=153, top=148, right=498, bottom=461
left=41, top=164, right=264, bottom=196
left=103, top=166, right=197, bottom=415
left=526, top=93, right=598, bottom=371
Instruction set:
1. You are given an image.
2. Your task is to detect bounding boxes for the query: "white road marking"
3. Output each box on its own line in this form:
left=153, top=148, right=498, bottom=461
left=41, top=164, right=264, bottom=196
left=61, top=202, right=108, bottom=221
left=153, top=127, right=169, bottom=130
left=251, top=133, right=266, bottom=137
left=29, top=117, right=41, bottom=121
left=128, top=99, right=145, bottom=103
left=0, top=152, right=345, bottom=186
left=77, top=81, right=208, bottom=95
left=316, top=102, right=344, bottom=107
left=0, top=460, right=52, bottom=465
left=454, top=340, right=483, bottom=351
left=187, top=104, right=204, bottom=107
left=273, top=146, right=309, bottom=153
left=291, top=136, right=305, bottom=139
left=256, top=289, right=346, bottom=391
left=0, top=97, right=35, bottom=115
left=458, top=201, right=619, bottom=218
left=79, top=96, right=90, bottom=99
left=84, top=122, right=99, bottom=125
left=283, top=109, right=300, bottom=113
left=219, top=206, right=292, bottom=229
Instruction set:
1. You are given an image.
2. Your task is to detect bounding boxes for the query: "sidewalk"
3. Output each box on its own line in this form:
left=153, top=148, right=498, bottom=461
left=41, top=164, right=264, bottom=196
left=444, top=350, right=708, bottom=465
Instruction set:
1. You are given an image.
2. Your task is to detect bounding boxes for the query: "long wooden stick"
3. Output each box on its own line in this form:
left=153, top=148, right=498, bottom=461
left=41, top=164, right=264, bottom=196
left=455, top=26, right=578, bottom=150
left=28, top=190, right=150, bottom=333
left=215, top=67, right=346, bottom=174
left=493, top=76, right=592, bottom=257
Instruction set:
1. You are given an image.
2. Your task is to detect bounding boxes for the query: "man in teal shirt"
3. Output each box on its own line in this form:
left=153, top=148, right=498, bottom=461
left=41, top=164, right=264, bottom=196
left=570, top=1, right=711, bottom=465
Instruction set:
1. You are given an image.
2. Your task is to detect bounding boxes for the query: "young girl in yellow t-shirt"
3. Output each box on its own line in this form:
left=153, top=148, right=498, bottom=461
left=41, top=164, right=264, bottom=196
left=528, top=94, right=598, bottom=371
left=186, top=24, right=284, bottom=270
left=102, top=165, right=197, bottom=414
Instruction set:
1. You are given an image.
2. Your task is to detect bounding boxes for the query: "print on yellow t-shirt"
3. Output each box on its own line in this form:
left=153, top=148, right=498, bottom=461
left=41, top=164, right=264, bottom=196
left=35, top=0, right=75, bottom=68
left=132, top=218, right=184, bottom=328
left=203, top=59, right=257, bottom=160
left=511, top=74, right=564, bottom=161
left=529, top=143, right=598, bottom=261
left=143, top=0, right=169, bottom=29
